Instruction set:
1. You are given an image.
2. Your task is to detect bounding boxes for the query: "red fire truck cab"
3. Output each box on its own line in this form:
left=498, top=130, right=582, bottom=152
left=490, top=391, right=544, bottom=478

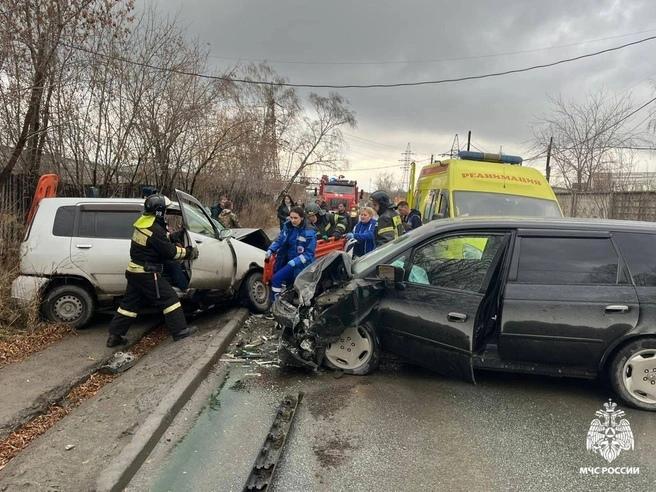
left=318, top=175, right=361, bottom=211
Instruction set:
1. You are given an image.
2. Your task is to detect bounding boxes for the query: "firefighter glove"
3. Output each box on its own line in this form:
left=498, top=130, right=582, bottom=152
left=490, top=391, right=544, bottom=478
left=185, top=246, right=199, bottom=260
left=345, top=233, right=354, bottom=240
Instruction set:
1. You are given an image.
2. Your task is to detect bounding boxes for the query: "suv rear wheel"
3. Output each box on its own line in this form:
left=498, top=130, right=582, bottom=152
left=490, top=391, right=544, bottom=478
left=240, top=271, right=270, bottom=313
left=43, top=284, right=95, bottom=329
left=609, top=337, right=656, bottom=411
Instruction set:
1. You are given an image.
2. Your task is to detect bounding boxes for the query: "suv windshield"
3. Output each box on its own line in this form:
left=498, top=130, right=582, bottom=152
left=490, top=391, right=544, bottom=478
left=453, top=191, right=562, bottom=218
left=352, top=233, right=412, bottom=275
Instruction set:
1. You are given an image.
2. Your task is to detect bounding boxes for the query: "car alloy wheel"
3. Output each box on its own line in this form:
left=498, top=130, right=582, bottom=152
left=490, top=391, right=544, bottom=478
left=325, top=325, right=373, bottom=372
left=622, top=348, right=656, bottom=405
left=53, top=294, right=84, bottom=323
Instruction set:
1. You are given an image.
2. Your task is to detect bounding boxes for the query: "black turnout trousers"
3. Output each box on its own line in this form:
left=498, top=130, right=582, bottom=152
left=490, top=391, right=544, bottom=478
left=108, top=271, right=186, bottom=337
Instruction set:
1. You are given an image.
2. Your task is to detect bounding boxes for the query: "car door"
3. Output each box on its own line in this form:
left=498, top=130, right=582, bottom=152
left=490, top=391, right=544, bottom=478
left=499, top=231, right=639, bottom=369
left=375, top=231, right=510, bottom=381
left=175, top=190, right=233, bottom=290
left=69, top=204, right=142, bottom=294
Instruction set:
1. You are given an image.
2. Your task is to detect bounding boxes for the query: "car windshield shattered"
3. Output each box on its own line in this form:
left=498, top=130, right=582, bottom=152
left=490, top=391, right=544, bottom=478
left=351, top=232, right=412, bottom=275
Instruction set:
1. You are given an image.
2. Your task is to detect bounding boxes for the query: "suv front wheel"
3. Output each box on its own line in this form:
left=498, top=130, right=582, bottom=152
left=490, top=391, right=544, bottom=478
left=609, top=337, right=656, bottom=411
left=43, top=284, right=95, bottom=329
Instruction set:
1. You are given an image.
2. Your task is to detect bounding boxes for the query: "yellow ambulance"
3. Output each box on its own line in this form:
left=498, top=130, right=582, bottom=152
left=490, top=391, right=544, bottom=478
left=407, top=151, right=562, bottom=222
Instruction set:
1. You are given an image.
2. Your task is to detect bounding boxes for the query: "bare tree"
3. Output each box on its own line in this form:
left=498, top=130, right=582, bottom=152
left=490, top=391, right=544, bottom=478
left=0, top=0, right=134, bottom=184
left=280, top=92, right=356, bottom=198
left=532, top=92, right=640, bottom=216
left=374, top=171, right=406, bottom=196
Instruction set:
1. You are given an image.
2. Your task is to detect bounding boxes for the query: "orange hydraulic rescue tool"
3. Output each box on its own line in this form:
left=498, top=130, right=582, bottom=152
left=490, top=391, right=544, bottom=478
left=26, top=174, right=59, bottom=224
left=263, top=237, right=346, bottom=285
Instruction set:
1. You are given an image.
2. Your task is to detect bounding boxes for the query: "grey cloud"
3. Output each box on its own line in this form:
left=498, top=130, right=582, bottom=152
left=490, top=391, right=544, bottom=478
left=141, top=0, right=656, bottom=180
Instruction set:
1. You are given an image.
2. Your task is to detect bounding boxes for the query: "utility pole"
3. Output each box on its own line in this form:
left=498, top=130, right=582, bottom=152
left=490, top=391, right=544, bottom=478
left=399, top=143, right=413, bottom=191
left=467, top=130, right=471, bottom=152
left=545, top=136, right=553, bottom=183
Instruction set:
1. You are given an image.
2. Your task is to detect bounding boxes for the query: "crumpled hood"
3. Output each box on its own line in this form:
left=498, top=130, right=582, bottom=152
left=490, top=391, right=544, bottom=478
left=230, top=228, right=271, bottom=250
left=292, top=251, right=353, bottom=305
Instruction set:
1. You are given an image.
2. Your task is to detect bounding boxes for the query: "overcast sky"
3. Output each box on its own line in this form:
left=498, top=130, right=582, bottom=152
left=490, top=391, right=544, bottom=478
left=141, top=0, right=656, bottom=190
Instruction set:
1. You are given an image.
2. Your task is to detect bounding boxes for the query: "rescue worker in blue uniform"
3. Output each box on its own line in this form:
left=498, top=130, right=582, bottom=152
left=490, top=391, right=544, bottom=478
left=106, top=194, right=199, bottom=347
left=266, top=206, right=317, bottom=300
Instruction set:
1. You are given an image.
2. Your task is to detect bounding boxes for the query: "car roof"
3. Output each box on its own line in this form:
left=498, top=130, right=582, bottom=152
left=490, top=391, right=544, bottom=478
left=39, top=197, right=144, bottom=206
left=413, top=216, right=656, bottom=239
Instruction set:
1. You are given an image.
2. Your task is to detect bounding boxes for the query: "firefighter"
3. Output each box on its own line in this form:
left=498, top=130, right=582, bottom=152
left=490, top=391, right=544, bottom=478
left=370, top=190, right=403, bottom=246
left=266, top=206, right=317, bottom=300
left=106, top=194, right=199, bottom=348
left=336, top=202, right=354, bottom=232
left=305, top=203, right=347, bottom=239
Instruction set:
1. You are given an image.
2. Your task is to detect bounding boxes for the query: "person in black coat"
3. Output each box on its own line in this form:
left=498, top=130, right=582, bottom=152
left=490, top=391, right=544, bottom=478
left=277, top=194, right=295, bottom=229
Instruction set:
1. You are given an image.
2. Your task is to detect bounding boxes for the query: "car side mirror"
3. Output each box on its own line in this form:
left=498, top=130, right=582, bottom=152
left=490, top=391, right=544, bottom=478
left=219, top=229, right=232, bottom=240
left=376, top=264, right=405, bottom=289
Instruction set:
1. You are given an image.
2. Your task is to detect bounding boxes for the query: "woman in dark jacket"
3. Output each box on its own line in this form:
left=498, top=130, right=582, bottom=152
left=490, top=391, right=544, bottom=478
left=276, top=194, right=294, bottom=229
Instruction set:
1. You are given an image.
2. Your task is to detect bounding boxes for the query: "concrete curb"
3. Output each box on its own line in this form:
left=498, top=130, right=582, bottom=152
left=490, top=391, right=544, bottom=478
left=95, top=308, right=249, bottom=492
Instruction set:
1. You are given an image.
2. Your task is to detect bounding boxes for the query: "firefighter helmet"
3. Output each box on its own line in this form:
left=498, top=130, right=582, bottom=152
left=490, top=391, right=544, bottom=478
left=144, top=194, right=172, bottom=217
left=305, top=203, right=325, bottom=216
left=370, top=190, right=391, bottom=209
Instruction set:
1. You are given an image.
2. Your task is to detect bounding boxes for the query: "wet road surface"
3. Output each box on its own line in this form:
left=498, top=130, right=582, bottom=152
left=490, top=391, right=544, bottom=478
left=139, top=352, right=655, bottom=492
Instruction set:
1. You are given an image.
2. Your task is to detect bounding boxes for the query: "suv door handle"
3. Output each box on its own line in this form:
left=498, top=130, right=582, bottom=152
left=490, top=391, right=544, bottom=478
left=194, top=239, right=203, bottom=244
left=447, top=312, right=468, bottom=322
left=75, top=244, right=93, bottom=249
left=605, top=305, right=630, bottom=314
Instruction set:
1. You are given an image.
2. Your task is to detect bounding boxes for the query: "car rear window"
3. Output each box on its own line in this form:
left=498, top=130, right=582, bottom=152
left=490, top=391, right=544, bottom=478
left=77, top=210, right=141, bottom=239
left=52, top=206, right=76, bottom=237
left=613, top=232, right=656, bottom=286
left=517, top=237, right=618, bottom=285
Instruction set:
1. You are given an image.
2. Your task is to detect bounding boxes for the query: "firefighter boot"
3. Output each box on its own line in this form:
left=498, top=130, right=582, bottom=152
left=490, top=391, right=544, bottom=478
left=106, top=334, right=129, bottom=348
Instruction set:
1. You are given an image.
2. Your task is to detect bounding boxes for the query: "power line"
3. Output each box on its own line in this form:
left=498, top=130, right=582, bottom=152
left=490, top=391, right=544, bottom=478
left=61, top=34, right=656, bottom=90
left=205, top=28, right=656, bottom=66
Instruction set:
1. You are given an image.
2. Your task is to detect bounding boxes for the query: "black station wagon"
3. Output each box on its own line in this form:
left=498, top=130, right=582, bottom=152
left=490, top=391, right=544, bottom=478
left=273, top=217, right=656, bottom=411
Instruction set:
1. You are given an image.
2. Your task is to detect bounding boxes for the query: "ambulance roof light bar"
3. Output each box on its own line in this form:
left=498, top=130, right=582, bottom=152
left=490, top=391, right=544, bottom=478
left=458, top=150, right=523, bottom=165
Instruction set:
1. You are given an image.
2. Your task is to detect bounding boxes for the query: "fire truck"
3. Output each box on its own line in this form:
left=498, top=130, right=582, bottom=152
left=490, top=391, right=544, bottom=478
left=317, top=175, right=361, bottom=211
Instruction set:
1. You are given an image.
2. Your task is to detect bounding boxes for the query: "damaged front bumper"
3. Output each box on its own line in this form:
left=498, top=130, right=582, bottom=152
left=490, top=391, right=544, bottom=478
left=272, top=252, right=383, bottom=370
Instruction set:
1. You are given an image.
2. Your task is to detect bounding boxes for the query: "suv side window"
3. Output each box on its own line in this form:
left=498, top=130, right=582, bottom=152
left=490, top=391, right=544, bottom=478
left=77, top=210, right=141, bottom=239
left=52, top=206, right=76, bottom=237
left=517, top=237, right=618, bottom=285
left=613, top=232, right=656, bottom=286
left=408, top=234, right=505, bottom=292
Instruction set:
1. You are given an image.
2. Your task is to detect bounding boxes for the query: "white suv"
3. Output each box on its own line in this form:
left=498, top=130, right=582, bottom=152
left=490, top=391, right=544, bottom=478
left=12, top=190, right=270, bottom=327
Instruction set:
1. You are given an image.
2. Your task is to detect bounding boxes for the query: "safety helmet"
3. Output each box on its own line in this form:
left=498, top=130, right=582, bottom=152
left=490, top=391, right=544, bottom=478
left=305, top=202, right=325, bottom=216
left=144, top=194, right=172, bottom=217
left=370, top=190, right=391, bottom=209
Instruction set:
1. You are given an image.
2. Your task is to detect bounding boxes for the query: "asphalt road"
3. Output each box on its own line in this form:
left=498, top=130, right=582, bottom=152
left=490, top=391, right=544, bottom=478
left=132, top=346, right=655, bottom=492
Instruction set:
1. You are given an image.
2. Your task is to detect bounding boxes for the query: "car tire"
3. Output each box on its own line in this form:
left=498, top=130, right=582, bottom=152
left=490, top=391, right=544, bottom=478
left=324, top=323, right=380, bottom=376
left=43, top=285, right=95, bottom=329
left=241, top=271, right=271, bottom=313
left=609, top=337, right=656, bottom=411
